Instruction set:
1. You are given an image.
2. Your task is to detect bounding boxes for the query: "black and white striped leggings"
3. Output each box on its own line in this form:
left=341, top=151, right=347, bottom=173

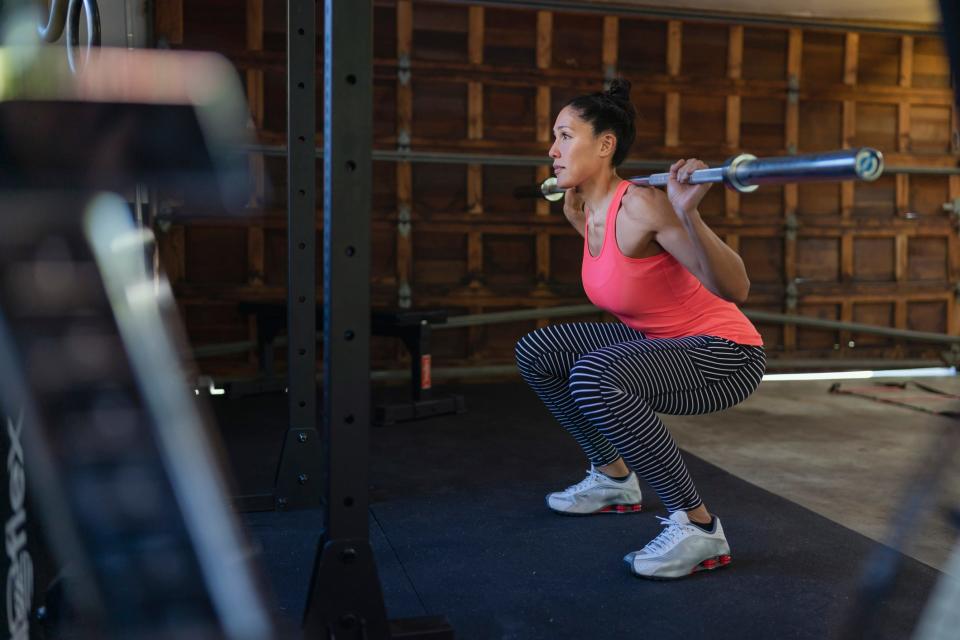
left=515, top=323, right=766, bottom=513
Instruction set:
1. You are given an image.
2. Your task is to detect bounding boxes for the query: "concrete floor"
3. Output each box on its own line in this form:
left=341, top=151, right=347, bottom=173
left=665, top=375, right=960, bottom=573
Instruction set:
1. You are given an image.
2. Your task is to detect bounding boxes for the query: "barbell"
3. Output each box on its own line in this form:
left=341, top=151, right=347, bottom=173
left=517, top=147, right=884, bottom=201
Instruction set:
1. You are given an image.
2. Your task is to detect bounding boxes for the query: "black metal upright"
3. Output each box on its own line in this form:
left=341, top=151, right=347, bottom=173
left=320, top=0, right=375, bottom=541
left=302, top=0, right=390, bottom=637
left=275, top=0, right=322, bottom=509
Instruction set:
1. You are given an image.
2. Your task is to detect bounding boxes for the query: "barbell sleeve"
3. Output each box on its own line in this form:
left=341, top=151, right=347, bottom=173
left=525, top=147, right=884, bottom=199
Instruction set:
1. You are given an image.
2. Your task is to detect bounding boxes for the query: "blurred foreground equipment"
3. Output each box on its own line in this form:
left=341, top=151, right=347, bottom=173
left=0, top=45, right=274, bottom=639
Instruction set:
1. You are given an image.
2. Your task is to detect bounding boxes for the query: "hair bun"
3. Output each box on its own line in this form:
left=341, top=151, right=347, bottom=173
left=605, top=78, right=632, bottom=103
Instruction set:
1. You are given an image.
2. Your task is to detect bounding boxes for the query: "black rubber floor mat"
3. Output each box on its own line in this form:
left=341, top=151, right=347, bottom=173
left=230, top=382, right=940, bottom=639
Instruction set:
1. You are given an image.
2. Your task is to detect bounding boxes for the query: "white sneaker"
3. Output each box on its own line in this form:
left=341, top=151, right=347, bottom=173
left=546, top=466, right=642, bottom=515
left=624, top=511, right=731, bottom=580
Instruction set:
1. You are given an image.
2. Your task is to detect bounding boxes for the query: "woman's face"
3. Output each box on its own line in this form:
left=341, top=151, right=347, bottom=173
left=548, top=106, right=612, bottom=189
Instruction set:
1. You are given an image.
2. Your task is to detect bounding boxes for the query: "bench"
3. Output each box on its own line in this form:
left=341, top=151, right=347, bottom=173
left=233, top=302, right=465, bottom=425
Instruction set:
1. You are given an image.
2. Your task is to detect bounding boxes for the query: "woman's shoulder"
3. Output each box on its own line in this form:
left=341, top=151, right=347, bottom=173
left=619, top=183, right=672, bottom=225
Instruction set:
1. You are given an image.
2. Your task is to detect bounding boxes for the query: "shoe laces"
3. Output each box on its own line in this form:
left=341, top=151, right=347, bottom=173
left=641, top=516, right=691, bottom=555
left=564, top=468, right=605, bottom=494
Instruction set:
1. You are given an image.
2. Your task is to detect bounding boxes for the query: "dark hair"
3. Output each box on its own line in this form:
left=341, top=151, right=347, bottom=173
left=564, top=78, right=636, bottom=167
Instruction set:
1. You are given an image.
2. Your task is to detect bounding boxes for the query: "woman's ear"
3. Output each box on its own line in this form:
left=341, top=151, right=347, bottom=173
left=599, top=132, right=617, bottom=160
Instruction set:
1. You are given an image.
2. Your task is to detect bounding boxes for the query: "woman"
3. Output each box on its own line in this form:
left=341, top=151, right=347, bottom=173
left=514, top=79, right=766, bottom=580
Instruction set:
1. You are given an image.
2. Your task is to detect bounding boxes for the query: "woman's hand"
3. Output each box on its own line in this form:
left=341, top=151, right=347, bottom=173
left=667, top=158, right=712, bottom=218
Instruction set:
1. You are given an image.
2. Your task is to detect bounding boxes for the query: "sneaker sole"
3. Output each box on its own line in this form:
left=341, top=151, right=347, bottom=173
left=630, top=554, right=732, bottom=581
left=549, top=503, right=642, bottom=516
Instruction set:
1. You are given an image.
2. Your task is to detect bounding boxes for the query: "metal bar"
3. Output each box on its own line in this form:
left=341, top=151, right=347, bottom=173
left=303, top=0, right=391, bottom=637
left=726, top=148, right=884, bottom=187
left=543, top=148, right=884, bottom=196
left=239, top=144, right=679, bottom=169
left=436, top=0, right=939, bottom=37
left=744, top=310, right=960, bottom=345
left=437, top=305, right=960, bottom=346
left=366, top=359, right=954, bottom=381
left=321, top=0, right=373, bottom=545
left=200, top=357, right=955, bottom=393
left=439, top=304, right=600, bottom=328
left=632, top=166, right=725, bottom=188
left=239, top=144, right=960, bottom=177
left=192, top=304, right=960, bottom=359
left=275, top=0, right=320, bottom=510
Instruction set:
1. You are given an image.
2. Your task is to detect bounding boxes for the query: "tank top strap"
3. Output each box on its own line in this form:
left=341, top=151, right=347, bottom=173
left=604, top=180, right=632, bottom=243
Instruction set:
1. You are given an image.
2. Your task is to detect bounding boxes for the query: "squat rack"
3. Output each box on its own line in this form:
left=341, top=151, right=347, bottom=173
left=286, top=1, right=453, bottom=637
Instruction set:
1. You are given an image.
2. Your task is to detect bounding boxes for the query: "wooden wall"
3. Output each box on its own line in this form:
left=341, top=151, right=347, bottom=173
left=154, top=1, right=959, bottom=375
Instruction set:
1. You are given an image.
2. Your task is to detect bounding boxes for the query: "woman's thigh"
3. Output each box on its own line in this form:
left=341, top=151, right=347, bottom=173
left=515, top=322, right=646, bottom=365
left=572, top=335, right=765, bottom=415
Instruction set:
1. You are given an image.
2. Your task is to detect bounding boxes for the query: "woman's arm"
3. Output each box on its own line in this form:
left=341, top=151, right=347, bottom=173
left=622, top=162, right=750, bottom=304
left=656, top=205, right=751, bottom=304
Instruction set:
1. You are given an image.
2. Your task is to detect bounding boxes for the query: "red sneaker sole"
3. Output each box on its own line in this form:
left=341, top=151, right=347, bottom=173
left=549, top=503, right=642, bottom=516
left=597, top=504, right=643, bottom=514
left=692, top=554, right=732, bottom=573
left=631, top=554, right=732, bottom=581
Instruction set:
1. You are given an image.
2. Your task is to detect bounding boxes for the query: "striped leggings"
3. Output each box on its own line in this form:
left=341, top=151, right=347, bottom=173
left=515, top=323, right=766, bottom=513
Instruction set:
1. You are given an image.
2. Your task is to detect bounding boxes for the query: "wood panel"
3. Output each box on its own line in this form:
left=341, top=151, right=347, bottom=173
left=618, top=18, right=666, bottom=76
left=552, top=13, right=602, bottom=70
left=681, top=22, right=727, bottom=80
left=412, top=1, right=469, bottom=62
left=801, top=31, right=844, bottom=87
left=679, top=95, right=726, bottom=148
left=910, top=105, right=953, bottom=153
left=743, top=27, right=787, bottom=82
left=157, top=0, right=960, bottom=374
left=741, top=98, right=785, bottom=151
left=854, top=103, right=898, bottom=150
left=484, top=8, right=537, bottom=68
left=913, top=36, right=951, bottom=89
left=858, top=34, right=901, bottom=86
left=796, top=238, right=840, bottom=282
left=182, top=0, right=245, bottom=50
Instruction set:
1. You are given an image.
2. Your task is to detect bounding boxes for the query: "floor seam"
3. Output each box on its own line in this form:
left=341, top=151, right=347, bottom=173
left=370, top=505, right=430, bottom=616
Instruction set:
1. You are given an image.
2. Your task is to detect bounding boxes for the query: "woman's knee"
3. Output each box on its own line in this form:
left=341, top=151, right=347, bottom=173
left=514, top=329, right=541, bottom=369
left=514, top=327, right=562, bottom=379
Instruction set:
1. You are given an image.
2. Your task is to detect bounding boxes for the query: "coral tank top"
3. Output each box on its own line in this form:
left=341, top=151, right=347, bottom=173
left=581, top=180, right=763, bottom=346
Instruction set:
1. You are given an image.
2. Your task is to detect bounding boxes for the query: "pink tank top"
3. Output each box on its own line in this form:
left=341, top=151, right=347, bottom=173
left=581, top=180, right=763, bottom=346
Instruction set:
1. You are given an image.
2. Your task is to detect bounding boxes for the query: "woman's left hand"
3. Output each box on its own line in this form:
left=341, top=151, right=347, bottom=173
left=667, top=158, right=712, bottom=218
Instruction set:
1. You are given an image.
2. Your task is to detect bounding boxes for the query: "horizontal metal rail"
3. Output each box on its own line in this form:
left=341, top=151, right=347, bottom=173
left=369, top=359, right=952, bottom=380
left=241, top=145, right=682, bottom=169
left=239, top=144, right=960, bottom=177
left=193, top=304, right=960, bottom=359
left=438, top=305, right=960, bottom=346
left=744, top=310, right=960, bottom=345
left=202, top=358, right=953, bottom=392
left=438, top=304, right=600, bottom=328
